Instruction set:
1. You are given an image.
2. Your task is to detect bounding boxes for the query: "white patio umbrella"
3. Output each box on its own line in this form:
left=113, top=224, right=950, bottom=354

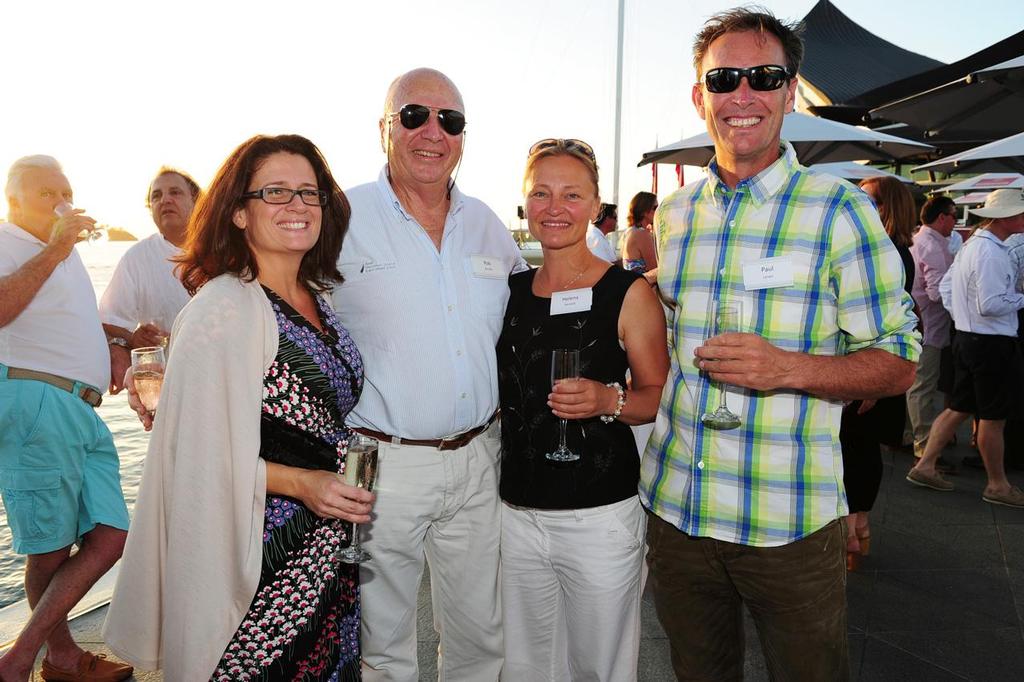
left=935, top=172, right=1024, bottom=193
left=638, top=112, right=933, bottom=167
left=954, top=191, right=993, bottom=205
left=810, top=162, right=915, bottom=184
left=870, top=55, right=1024, bottom=141
left=911, top=130, right=1024, bottom=175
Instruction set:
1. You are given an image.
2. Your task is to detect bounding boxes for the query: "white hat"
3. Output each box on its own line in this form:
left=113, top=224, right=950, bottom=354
left=970, top=188, right=1024, bottom=219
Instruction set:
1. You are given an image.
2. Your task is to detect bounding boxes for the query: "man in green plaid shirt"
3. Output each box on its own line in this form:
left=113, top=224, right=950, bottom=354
left=640, top=8, right=920, bottom=680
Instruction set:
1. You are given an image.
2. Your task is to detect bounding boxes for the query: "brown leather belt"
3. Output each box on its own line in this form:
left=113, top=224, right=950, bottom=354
left=353, top=411, right=499, bottom=451
left=4, top=366, right=103, bottom=407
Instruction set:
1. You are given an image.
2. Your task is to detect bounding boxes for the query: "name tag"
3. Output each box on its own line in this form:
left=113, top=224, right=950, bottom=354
left=550, top=288, right=593, bottom=315
left=742, top=256, right=794, bottom=290
left=471, top=255, right=506, bottom=279
left=360, top=260, right=397, bottom=274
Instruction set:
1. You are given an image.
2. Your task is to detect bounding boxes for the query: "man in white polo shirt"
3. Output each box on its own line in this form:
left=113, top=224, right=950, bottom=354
left=586, top=202, right=618, bottom=263
left=100, top=167, right=198, bottom=392
left=334, top=68, right=526, bottom=681
left=0, top=156, right=132, bottom=681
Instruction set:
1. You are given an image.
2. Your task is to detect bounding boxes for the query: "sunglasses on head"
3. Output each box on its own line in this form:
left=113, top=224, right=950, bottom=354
left=389, top=103, right=466, bottom=136
left=702, top=64, right=793, bottom=94
left=528, top=138, right=597, bottom=163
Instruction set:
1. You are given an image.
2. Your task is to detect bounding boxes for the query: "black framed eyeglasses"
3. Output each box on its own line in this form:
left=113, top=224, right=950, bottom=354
left=528, top=138, right=597, bottom=163
left=703, top=64, right=793, bottom=94
left=241, top=187, right=327, bottom=206
left=388, top=103, right=467, bottom=136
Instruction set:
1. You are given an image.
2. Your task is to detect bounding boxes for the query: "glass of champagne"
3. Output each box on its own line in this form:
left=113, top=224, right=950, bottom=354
left=337, top=435, right=379, bottom=564
left=131, top=346, right=166, bottom=417
left=54, top=201, right=102, bottom=242
left=547, top=349, right=581, bottom=462
left=701, top=300, right=743, bottom=430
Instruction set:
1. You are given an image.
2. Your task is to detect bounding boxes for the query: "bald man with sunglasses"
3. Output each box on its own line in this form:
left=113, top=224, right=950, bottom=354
left=331, top=68, right=526, bottom=682
left=639, top=9, right=919, bottom=679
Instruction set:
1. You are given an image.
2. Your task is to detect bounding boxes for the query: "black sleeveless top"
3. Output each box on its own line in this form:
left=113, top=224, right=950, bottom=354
left=497, top=266, right=642, bottom=509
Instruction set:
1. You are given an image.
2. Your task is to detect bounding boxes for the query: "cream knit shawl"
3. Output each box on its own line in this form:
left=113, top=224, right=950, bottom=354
left=104, top=274, right=277, bottom=680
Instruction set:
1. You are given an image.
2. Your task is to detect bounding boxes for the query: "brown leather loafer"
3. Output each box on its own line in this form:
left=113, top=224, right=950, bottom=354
left=40, top=652, right=133, bottom=682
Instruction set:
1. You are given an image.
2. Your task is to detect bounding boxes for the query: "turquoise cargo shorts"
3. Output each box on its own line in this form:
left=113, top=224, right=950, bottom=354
left=0, top=366, right=130, bottom=555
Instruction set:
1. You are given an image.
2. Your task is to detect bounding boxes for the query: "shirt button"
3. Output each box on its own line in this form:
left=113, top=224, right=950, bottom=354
left=697, top=460, right=705, bottom=470
left=729, top=220, right=736, bottom=227
left=460, top=392, right=467, bottom=399
left=447, top=305, right=454, bottom=312
left=719, top=268, right=726, bottom=275
left=456, top=350, right=463, bottom=356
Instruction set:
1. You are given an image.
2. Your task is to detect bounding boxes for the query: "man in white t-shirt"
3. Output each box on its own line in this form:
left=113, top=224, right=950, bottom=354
left=586, top=202, right=618, bottom=262
left=100, top=168, right=198, bottom=392
left=0, top=155, right=132, bottom=681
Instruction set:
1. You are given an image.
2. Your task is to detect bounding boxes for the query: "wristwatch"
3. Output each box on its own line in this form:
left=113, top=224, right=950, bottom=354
left=108, top=337, right=130, bottom=349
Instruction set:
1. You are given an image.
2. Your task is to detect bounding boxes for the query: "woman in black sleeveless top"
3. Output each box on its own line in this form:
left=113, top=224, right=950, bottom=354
left=496, top=139, right=668, bottom=681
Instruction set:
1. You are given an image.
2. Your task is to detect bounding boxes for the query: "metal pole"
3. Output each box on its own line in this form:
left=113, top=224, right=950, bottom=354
left=612, top=0, right=625, bottom=205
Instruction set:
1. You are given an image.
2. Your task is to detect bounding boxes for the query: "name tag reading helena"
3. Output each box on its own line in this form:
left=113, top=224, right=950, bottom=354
left=550, top=288, right=593, bottom=315
left=742, top=256, right=794, bottom=290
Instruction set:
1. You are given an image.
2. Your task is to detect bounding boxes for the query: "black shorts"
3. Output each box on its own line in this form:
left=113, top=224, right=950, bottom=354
left=950, top=331, right=1024, bottom=420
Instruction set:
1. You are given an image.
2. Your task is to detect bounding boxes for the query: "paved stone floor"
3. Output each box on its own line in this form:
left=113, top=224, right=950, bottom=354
left=36, top=431, right=1024, bottom=680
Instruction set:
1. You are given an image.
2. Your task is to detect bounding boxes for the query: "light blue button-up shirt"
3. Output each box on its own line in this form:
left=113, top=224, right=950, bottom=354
left=333, top=168, right=527, bottom=439
left=940, top=229, right=1024, bottom=338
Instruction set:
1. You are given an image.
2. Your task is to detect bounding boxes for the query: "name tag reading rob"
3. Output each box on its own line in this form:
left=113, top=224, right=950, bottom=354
left=471, top=255, right=506, bottom=279
left=550, top=288, right=593, bottom=316
left=742, top=256, right=794, bottom=291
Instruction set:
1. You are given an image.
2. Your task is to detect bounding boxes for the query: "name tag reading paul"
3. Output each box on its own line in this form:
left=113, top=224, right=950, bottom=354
left=550, top=288, right=593, bottom=315
left=470, top=255, right=506, bottom=279
left=742, top=256, right=794, bottom=291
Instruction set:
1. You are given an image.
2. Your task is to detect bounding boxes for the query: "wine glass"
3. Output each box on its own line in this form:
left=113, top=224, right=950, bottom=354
left=54, top=201, right=102, bottom=242
left=547, top=349, right=581, bottom=462
left=337, top=435, right=379, bottom=564
left=700, top=300, right=743, bottom=430
left=130, top=346, right=166, bottom=417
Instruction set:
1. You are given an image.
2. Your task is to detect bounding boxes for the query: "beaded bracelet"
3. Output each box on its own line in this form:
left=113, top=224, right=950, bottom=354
left=601, top=382, right=626, bottom=423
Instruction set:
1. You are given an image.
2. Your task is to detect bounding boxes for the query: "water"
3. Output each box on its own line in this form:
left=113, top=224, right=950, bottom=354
left=0, top=241, right=150, bottom=608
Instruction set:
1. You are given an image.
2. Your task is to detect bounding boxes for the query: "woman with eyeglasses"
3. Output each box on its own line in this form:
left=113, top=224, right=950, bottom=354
left=839, top=176, right=918, bottom=570
left=104, top=135, right=372, bottom=681
left=496, top=138, right=669, bottom=680
left=621, top=191, right=659, bottom=276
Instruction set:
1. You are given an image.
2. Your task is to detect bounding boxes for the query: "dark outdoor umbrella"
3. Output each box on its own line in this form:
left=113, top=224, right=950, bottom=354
left=870, top=56, right=1024, bottom=142
left=638, top=112, right=932, bottom=168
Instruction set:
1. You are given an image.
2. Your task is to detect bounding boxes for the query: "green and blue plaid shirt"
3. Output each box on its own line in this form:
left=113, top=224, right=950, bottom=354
left=639, top=143, right=920, bottom=547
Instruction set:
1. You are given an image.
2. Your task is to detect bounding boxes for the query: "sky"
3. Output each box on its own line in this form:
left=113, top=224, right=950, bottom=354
left=1, top=0, right=1021, bottom=238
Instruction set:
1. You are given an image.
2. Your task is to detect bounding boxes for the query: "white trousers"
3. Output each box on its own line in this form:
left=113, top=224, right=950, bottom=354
left=500, top=496, right=647, bottom=682
left=360, top=423, right=503, bottom=682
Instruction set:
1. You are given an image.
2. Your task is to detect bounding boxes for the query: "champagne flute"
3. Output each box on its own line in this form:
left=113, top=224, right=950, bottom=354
left=131, top=346, right=166, bottom=417
left=54, top=201, right=102, bottom=242
left=547, top=349, right=581, bottom=462
left=700, top=300, right=743, bottom=430
left=337, top=435, right=379, bottom=564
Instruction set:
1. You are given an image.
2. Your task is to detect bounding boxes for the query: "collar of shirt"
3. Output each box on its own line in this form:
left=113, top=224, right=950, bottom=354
left=705, top=141, right=798, bottom=208
left=376, top=165, right=465, bottom=223
left=1, top=222, right=45, bottom=246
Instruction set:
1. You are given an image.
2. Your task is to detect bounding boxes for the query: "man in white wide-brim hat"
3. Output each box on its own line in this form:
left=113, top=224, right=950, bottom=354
left=910, top=188, right=1024, bottom=508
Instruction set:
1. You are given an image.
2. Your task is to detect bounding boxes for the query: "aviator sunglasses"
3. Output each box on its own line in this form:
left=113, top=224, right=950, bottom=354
left=389, top=103, right=467, bottom=136
left=702, top=64, right=793, bottom=94
left=528, top=138, right=597, bottom=163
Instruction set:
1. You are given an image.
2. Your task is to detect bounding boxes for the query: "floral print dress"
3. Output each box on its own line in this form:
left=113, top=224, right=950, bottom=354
left=214, top=287, right=363, bottom=681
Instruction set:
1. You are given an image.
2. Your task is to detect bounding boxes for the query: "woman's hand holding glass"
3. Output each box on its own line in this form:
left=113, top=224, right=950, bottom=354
left=548, top=377, right=620, bottom=420
left=293, top=468, right=374, bottom=525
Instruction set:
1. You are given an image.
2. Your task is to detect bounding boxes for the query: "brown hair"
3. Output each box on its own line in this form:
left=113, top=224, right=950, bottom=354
left=146, top=167, right=202, bottom=208
left=920, top=195, right=956, bottom=225
left=522, top=138, right=600, bottom=197
left=692, top=6, right=804, bottom=77
left=628, top=192, right=658, bottom=227
left=860, top=177, right=915, bottom=248
left=178, top=135, right=350, bottom=295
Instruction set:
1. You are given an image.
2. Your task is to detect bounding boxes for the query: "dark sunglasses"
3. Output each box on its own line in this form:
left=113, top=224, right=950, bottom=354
left=703, top=64, right=793, bottom=94
left=528, top=138, right=597, bottom=163
left=389, top=103, right=466, bottom=136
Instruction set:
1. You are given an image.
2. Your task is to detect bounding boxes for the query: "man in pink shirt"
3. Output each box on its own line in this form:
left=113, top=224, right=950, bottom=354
left=907, top=196, right=957, bottom=459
